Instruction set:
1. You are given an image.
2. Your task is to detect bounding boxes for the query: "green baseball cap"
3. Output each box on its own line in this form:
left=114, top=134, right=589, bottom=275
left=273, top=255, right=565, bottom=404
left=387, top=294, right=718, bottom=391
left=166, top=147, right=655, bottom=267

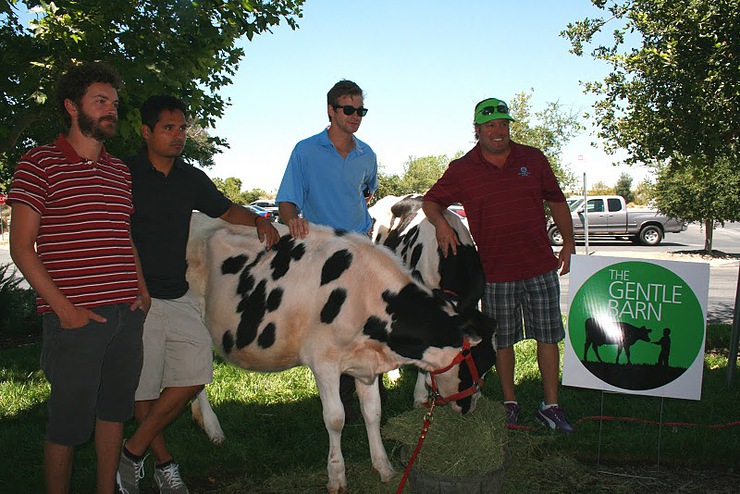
left=474, top=98, right=516, bottom=124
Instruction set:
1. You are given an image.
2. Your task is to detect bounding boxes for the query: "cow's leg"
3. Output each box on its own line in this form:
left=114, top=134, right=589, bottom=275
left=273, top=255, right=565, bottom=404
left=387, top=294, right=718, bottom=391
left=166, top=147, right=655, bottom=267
left=312, top=366, right=348, bottom=494
left=191, top=388, right=225, bottom=444
left=413, top=370, right=428, bottom=407
left=592, top=344, right=604, bottom=362
left=616, top=345, right=623, bottom=364
left=356, top=377, right=395, bottom=482
left=624, top=345, right=631, bottom=364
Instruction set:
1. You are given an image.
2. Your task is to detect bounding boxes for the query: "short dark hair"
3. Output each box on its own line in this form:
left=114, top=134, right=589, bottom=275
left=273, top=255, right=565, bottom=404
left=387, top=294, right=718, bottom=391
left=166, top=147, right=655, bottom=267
left=140, top=95, right=188, bottom=130
left=56, top=62, right=122, bottom=127
left=327, top=80, right=363, bottom=107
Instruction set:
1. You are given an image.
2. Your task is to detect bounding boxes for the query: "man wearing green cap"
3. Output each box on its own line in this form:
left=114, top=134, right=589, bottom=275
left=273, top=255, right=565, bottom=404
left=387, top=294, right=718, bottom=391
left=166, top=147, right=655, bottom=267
left=422, top=97, right=576, bottom=432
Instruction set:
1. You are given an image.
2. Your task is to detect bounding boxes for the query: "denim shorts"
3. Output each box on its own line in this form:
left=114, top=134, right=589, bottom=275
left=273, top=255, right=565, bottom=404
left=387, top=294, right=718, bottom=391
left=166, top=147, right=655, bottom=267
left=41, top=304, right=145, bottom=446
left=482, top=270, right=565, bottom=348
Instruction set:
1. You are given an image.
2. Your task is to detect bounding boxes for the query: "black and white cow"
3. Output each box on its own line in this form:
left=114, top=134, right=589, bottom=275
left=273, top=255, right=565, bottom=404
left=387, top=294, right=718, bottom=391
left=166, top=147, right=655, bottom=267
left=185, top=213, right=496, bottom=493
left=370, top=195, right=487, bottom=406
left=584, top=317, right=652, bottom=364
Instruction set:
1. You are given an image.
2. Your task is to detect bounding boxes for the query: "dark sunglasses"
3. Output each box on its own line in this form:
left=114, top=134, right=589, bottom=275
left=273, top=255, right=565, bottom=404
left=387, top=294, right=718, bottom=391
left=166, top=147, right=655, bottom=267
left=480, top=103, right=509, bottom=115
left=333, top=105, right=368, bottom=117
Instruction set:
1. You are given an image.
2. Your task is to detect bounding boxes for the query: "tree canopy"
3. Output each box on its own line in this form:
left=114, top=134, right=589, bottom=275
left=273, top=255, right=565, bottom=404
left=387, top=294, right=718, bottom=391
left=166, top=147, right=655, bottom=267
left=509, top=91, right=580, bottom=190
left=563, top=0, right=740, bottom=251
left=0, top=0, right=304, bottom=188
left=563, top=0, right=739, bottom=164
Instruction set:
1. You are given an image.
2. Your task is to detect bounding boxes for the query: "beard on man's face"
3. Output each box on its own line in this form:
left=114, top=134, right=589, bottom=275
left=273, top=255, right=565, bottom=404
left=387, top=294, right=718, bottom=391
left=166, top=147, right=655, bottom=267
left=77, top=108, right=117, bottom=142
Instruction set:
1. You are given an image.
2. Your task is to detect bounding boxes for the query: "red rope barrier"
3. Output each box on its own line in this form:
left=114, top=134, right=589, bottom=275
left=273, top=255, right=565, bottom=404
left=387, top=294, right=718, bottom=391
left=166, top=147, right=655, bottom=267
left=575, top=416, right=740, bottom=429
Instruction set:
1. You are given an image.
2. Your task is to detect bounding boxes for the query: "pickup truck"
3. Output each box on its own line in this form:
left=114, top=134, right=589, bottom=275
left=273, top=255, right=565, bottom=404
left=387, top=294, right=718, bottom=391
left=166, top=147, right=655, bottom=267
left=547, top=195, right=687, bottom=246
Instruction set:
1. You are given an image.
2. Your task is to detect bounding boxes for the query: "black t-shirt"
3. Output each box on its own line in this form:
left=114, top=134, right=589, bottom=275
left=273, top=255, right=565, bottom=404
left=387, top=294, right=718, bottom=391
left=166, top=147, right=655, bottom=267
left=126, top=147, right=231, bottom=299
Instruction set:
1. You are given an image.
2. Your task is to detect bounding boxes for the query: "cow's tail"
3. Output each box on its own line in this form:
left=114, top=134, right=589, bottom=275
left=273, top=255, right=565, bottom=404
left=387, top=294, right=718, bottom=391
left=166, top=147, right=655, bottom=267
left=191, top=388, right=225, bottom=444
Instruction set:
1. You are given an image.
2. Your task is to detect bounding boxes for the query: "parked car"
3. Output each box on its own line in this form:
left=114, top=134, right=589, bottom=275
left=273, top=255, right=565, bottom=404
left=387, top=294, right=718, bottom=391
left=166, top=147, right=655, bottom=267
left=246, top=204, right=275, bottom=222
left=547, top=195, right=687, bottom=246
left=250, top=199, right=278, bottom=214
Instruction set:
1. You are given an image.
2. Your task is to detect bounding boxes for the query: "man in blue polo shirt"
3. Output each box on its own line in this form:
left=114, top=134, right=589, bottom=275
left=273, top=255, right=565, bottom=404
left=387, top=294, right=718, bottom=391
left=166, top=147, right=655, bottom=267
left=276, top=79, right=379, bottom=419
left=277, top=79, right=378, bottom=238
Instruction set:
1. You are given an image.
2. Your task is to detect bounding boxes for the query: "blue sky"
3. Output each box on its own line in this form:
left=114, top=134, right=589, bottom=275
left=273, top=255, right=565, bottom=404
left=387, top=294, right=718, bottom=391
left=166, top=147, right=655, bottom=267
left=208, top=0, right=651, bottom=193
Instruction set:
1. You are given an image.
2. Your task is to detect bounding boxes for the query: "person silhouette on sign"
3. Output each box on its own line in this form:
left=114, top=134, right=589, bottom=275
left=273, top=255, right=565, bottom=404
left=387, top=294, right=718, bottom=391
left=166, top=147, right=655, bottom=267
left=653, top=328, right=672, bottom=366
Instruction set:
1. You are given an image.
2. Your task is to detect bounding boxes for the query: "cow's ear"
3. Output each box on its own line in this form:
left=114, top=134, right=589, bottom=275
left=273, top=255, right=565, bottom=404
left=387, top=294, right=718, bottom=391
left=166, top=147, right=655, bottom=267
left=432, top=288, right=460, bottom=308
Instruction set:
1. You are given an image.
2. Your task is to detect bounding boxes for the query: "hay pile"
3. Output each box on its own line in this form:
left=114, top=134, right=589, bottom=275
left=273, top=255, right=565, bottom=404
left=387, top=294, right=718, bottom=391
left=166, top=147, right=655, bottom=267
left=381, top=396, right=508, bottom=477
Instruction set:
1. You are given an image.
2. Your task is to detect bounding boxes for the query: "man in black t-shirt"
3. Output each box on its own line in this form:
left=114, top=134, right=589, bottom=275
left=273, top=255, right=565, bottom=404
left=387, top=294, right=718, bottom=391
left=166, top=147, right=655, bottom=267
left=117, top=95, right=279, bottom=494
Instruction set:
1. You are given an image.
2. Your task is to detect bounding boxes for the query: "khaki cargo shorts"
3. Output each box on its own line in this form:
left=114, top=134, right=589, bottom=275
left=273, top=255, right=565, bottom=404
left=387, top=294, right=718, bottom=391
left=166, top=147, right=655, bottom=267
left=135, top=291, right=214, bottom=401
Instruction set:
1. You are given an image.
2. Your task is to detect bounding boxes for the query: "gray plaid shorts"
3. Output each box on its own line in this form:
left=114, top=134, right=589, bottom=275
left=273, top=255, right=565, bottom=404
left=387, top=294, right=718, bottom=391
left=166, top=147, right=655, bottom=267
left=482, top=270, right=565, bottom=348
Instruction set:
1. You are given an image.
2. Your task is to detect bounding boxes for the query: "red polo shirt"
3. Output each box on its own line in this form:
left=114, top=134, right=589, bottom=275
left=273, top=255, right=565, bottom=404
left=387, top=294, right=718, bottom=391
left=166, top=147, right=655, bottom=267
left=424, top=141, right=566, bottom=282
left=8, top=135, right=139, bottom=313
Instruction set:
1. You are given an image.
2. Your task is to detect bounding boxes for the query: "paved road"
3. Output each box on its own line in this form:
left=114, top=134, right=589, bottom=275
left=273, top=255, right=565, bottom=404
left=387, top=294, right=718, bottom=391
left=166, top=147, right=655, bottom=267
left=557, top=223, right=740, bottom=323
left=2, top=223, right=739, bottom=322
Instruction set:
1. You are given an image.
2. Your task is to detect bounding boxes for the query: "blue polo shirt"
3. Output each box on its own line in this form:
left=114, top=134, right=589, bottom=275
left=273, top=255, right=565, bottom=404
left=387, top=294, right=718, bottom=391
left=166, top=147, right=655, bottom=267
left=277, top=129, right=378, bottom=233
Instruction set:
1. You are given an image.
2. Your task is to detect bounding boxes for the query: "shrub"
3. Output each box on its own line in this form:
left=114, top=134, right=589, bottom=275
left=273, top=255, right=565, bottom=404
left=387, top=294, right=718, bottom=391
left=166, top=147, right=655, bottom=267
left=0, top=263, right=41, bottom=343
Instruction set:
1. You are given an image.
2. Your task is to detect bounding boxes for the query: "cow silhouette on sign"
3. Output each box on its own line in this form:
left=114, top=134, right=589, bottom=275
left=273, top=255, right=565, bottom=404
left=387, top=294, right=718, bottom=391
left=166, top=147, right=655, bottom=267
left=584, top=318, right=652, bottom=364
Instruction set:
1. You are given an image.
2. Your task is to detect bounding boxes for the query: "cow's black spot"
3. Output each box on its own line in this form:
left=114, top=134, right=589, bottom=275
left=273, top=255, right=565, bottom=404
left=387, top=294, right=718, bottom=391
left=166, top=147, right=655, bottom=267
left=266, top=287, right=283, bottom=312
left=321, top=249, right=353, bottom=286
left=270, top=235, right=296, bottom=279
left=258, top=322, right=276, bottom=348
left=436, top=243, right=485, bottom=311
left=222, top=255, right=248, bottom=275
left=237, top=271, right=255, bottom=296
left=382, top=283, right=460, bottom=359
left=236, top=279, right=267, bottom=348
left=399, top=225, right=420, bottom=258
left=236, top=250, right=269, bottom=296
left=334, top=229, right=349, bottom=236
left=409, top=243, right=423, bottom=270
left=363, top=316, right=388, bottom=342
left=270, top=235, right=305, bottom=280
left=222, top=330, right=235, bottom=354
left=321, top=288, right=347, bottom=323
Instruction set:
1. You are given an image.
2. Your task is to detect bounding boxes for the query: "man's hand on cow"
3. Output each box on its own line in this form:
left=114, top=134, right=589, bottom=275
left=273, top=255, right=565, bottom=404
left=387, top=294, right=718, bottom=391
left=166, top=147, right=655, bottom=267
left=434, top=220, right=460, bottom=257
left=557, top=241, right=575, bottom=275
left=256, top=216, right=280, bottom=249
left=287, top=217, right=310, bottom=240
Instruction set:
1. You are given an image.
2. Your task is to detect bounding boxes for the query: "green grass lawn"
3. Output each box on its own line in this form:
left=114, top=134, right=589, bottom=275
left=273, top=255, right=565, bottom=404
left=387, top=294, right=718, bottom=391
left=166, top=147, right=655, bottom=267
left=1, top=325, right=738, bottom=493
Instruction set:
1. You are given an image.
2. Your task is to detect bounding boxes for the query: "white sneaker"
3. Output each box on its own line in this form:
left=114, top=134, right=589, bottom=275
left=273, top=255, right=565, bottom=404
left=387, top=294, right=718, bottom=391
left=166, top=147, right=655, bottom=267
left=154, top=462, right=189, bottom=494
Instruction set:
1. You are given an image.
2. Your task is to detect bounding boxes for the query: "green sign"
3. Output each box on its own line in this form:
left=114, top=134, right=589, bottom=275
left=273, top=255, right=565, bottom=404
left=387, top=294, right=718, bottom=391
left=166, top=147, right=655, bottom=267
left=564, top=257, right=709, bottom=399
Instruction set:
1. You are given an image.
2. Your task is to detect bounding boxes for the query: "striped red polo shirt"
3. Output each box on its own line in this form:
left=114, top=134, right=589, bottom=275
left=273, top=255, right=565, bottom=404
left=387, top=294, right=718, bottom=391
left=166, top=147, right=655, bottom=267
left=424, top=141, right=566, bottom=283
left=8, top=135, right=139, bottom=313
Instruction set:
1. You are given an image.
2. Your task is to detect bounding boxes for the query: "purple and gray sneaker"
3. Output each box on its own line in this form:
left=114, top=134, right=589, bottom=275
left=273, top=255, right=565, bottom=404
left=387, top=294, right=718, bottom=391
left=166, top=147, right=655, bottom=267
left=536, top=403, right=575, bottom=433
left=502, top=401, right=520, bottom=426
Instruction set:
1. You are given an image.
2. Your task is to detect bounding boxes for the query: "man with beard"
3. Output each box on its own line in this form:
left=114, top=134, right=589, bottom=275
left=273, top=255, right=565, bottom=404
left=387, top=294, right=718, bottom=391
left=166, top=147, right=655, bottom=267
left=8, top=62, right=150, bottom=493
left=117, top=95, right=279, bottom=494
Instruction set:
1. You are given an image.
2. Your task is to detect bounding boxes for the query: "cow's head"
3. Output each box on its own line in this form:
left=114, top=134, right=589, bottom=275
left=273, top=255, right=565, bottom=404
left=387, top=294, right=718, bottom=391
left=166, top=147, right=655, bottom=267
left=425, top=307, right=497, bottom=414
left=638, top=326, right=652, bottom=341
left=381, top=283, right=497, bottom=414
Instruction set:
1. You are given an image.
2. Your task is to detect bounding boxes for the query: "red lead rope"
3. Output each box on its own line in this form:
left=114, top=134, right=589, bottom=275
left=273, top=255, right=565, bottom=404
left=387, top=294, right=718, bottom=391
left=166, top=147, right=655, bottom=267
left=395, top=338, right=482, bottom=493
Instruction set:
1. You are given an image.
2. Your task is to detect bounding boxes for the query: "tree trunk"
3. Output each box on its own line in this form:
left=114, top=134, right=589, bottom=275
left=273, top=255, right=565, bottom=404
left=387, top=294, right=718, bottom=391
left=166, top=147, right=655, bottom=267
left=0, top=110, right=44, bottom=156
left=704, top=219, right=714, bottom=253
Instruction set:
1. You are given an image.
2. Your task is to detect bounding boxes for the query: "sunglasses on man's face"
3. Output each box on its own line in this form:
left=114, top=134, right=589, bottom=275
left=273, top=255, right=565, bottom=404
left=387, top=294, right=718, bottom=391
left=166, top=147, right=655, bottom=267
left=480, top=103, right=509, bottom=115
left=333, top=105, right=368, bottom=117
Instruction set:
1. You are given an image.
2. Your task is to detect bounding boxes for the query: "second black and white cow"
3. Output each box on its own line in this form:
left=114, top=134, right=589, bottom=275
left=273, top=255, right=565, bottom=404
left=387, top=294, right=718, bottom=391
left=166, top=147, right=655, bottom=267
left=584, top=317, right=652, bottom=365
left=370, top=194, right=487, bottom=406
left=185, top=213, right=496, bottom=493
